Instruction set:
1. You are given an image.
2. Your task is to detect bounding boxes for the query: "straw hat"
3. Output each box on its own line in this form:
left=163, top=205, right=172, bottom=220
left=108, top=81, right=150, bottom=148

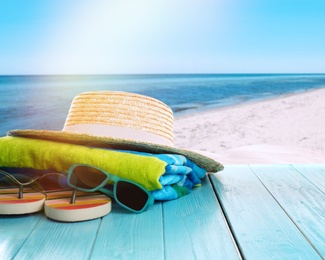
left=8, top=91, right=223, bottom=172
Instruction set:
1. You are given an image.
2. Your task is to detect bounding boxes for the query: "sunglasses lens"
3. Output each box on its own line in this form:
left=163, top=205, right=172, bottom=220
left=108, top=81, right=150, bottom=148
left=116, top=181, right=149, bottom=211
left=70, top=166, right=107, bottom=190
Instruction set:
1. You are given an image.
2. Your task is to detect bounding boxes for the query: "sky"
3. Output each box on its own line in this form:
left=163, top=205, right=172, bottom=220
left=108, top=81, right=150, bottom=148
left=0, top=0, right=325, bottom=75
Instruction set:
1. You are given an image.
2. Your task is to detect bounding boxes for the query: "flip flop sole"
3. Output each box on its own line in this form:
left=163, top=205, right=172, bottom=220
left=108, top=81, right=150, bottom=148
left=44, top=194, right=111, bottom=222
left=0, top=188, right=45, bottom=215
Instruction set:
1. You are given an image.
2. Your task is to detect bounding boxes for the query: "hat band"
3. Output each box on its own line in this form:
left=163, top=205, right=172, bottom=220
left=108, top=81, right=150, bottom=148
left=63, top=124, right=174, bottom=147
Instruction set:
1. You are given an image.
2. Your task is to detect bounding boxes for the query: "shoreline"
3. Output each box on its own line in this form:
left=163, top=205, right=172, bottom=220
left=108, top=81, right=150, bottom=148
left=174, top=88, right=325, bottom=164
left=174, top=87, right=324, bottom=119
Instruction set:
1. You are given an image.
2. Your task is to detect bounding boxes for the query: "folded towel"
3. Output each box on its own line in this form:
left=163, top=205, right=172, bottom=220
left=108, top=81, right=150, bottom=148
left=121, top=151, right=206, bottom=200
left=0, top=136, right=166, bottom=191
left=0, top=136, right=206, bottom=200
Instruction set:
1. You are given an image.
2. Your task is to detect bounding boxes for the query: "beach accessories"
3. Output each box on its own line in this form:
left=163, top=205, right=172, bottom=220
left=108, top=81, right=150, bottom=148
left=44, top=164, right=151, bottom=221
left=0, top=169, right=111, bottom=221
left=0, top=137, right=207, bottom=201
left=8, top=91, right=223, bottom=172
left=66, top=164, right=154, bottom=213
left=42, top=172, right=112, bottom=222
left=0, top=170, right=49, bottom=215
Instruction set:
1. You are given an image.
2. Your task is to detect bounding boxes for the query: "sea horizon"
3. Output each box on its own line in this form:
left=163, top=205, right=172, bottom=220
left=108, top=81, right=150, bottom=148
left=1, top=73, right=325, bottom=137
left=1, top=72, right=325, bottom=77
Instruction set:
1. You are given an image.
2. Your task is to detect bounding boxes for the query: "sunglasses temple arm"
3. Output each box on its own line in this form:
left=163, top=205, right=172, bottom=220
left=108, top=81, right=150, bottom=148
left=98, top=187, right=114, bottom=198
left=148, top=195, right=155, bottom=206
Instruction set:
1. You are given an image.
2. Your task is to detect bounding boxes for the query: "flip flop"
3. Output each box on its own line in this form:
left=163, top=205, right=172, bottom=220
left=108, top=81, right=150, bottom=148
left=0, top=187, right=45, bottom=215
left=44, top=190, right=112, bottom=222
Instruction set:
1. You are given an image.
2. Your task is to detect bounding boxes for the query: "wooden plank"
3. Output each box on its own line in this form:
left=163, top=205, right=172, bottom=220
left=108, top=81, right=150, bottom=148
left=292, top=164, right=325, bottom=192
left=0, top=213, right=42, bottom=259
left=210, top=165, right=322, bottom=259
left=162, top=177, right=240, bottom=260
left=250, top=164, right=325, bottom=258
left=90, top=201, right=165, bottom=259
left=91, top=176, right=239, bottom=260
left=12, top=214, right=101, bottom=259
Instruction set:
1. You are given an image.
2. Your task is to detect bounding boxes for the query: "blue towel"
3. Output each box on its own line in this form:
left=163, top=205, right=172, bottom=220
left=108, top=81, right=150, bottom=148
left=122, top=151, right=207, bottom=200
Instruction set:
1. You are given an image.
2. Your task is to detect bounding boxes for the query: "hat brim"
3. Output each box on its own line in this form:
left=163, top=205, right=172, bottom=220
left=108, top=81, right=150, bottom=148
left=7, top=129, right=223, bottom=173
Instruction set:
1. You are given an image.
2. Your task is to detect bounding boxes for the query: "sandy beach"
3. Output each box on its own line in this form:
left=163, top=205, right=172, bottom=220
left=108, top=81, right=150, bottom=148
left=174, top=88, right=325, bottom=164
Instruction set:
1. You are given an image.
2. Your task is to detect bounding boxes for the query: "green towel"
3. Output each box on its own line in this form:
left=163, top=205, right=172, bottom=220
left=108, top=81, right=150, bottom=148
left=0, top=136, right=167, bottom=190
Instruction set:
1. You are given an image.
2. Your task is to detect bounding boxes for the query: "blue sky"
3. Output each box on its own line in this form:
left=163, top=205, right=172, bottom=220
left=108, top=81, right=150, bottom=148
left=0, top=0, right=324, bottom=75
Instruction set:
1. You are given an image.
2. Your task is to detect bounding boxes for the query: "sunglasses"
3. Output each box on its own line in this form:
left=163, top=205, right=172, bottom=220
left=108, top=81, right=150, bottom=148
left=0, top=170, right=66, bottom=199
left=66, top=164, right=154, bottom=213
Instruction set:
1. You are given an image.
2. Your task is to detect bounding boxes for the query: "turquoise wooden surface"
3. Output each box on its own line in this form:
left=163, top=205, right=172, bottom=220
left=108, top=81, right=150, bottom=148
left=90, top=177, right=239, bottom=259
left=292, top=164, right=325, bottom=191
left=0, top=214, right=42, bottom=259
left=161, top=177, right=239, bottom=260
left=250, top=164, right=325, bottom=257
left=210, top=164, right=324, bottom=259
left=1, top=165, right=324, bottom=259
left=91, top=202, right=165, bottom=259
left=13, top=215, right=102, bottom=259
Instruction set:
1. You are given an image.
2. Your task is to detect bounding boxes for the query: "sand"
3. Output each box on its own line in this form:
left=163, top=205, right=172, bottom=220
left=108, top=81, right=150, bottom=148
left=174, top=88, right=325, bottom=164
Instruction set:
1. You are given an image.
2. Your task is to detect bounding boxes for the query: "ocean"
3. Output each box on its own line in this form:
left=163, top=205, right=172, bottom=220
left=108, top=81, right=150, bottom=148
left=1, top=74, right=325, bottom=137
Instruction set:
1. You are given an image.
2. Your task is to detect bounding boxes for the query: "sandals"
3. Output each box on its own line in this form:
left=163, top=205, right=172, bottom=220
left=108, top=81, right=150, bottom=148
left=0, top=170, right=111, bottom=222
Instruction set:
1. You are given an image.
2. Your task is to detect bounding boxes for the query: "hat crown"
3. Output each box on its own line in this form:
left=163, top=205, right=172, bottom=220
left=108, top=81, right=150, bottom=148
left=63, top=91, right=174, bottom=145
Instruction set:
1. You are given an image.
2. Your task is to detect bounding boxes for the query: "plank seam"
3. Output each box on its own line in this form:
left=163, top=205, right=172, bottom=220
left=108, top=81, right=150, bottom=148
left=208, top=174, right=244, bottom=260
left=88, top=217, right=104, bottom=260
left=290, top=164, right=325, bottom=196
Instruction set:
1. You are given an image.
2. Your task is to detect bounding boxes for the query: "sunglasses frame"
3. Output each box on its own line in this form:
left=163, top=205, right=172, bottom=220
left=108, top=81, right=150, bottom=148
left=0, top=170, right=67, bottom=199
left=67, top=164, right=154, bottom=213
